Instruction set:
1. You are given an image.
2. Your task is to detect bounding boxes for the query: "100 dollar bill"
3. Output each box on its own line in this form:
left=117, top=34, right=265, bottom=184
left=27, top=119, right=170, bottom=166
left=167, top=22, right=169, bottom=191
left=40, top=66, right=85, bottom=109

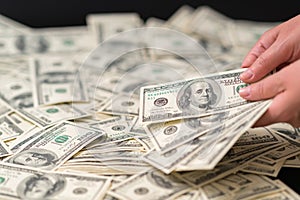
left=0, top=163, right=111, bottom=200
left=140, top=69, right=249, bottom=123
left=31, top=56, right=89, bottom=106
left=17, top=103, right=89, bottom=128
left=4, top=121, right=104, bottom=170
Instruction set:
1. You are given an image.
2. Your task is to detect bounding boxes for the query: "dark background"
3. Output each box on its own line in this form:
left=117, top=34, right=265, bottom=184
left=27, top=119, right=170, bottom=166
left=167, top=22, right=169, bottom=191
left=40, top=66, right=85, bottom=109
left=1, top=0, right=300, bottom=27
left=0, top=0, right=299, bottom=194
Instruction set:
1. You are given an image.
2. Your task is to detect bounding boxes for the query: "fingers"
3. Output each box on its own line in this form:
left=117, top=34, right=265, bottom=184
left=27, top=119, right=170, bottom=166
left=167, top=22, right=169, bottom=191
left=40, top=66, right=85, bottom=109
left=241, top=28, right=278, bottom=69
left=245, top=61, right=300, bottom=127
left=254, top=92, right=300, bottom=127
left=239, top=71, right=285, bottom=101
left=240, top=41, right=292, bottom=83
left=253, top=93, right=288, bottom=127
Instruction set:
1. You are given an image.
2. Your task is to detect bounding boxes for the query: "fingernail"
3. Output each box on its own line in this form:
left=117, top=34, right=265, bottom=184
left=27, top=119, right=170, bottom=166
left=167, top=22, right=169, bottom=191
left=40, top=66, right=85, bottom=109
left=239, top=87, right=250, bottom=98
left=240, top=69, right=254, bottom=80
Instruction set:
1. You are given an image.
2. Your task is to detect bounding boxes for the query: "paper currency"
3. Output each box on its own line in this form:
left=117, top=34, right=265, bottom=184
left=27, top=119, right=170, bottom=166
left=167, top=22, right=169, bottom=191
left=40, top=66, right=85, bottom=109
left=0, top=114, right=24, bottom=141
left=31, top=56, right=89, bottom=106
left=110, top=169, right=190, bottom=200
left=0, top=139, right=12, bottom=157
left=0, top=5, right=298, bottom=199
left=143, top=101, right=270, bottom=173
left=144, top=103, right=262, bottom=153
left=87, top=13, right=142, bottom=43
left=0, top=163, right=111, bottom=200
left=18, top=103, right=89, bottom=128
left=0, top=77, right=33, bottom=109
left=5, top=121, right=104, bottom=170
left=140, top=69, right=250, bottom=123
left=0, top=27, right=93, bottom=56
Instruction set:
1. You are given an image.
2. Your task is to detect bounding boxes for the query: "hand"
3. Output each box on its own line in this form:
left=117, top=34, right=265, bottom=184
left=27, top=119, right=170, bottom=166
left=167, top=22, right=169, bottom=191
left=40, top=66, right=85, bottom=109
left=240, top=14, right=300, bottom=82
left=239, top=14, right=300, bottom=127
left=239, top=60, right=300, bottom=127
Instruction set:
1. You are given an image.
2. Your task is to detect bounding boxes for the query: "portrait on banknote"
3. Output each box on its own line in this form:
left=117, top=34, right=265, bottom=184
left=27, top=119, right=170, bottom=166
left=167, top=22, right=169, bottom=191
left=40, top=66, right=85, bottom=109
left=7, top=149, right=58, bottom=169
left=147, top=170, right=183, bottom=189
left=177, top=78, right=221, bottom=114
left=10, top=92, right=33, bottom=108
left=0, top=82, right=33, bottom=108
left=17, top=173, right=65, bottom=199
left=15, top=35, right=49, bottom=53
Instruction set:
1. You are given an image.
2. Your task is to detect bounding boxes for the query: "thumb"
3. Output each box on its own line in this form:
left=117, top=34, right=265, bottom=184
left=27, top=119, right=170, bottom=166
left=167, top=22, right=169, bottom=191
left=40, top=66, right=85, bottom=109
left=239, top=71, right=285, bottom=101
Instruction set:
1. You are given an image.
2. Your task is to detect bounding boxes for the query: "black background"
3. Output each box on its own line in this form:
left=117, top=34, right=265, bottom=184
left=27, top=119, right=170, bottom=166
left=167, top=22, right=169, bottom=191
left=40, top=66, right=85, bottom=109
left=1, top=0, right=300, bottom=27
left=0, top=0, right=299, bottom=194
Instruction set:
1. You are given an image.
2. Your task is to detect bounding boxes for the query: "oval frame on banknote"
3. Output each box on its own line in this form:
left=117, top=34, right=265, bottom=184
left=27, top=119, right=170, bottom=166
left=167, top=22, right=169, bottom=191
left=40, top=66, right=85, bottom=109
left=16, top=173, right=66, bottom=199
left=176, top=78, right=222, bottom=114
left=7, top=148, right=58, bottom=169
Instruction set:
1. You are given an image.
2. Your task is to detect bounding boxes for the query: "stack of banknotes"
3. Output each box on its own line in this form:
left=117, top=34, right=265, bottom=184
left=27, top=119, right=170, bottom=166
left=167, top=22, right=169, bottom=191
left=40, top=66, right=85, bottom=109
left=0, top=4, right=298, bottom=200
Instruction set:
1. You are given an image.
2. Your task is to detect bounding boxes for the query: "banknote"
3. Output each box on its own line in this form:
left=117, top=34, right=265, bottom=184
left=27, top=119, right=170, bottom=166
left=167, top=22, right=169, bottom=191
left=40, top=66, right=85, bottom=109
left=0, top=114, right=24, bottom=141
left=88, top=116, right=137, bottom=148
left=0, top=14, right=31, bottom=34
left=176, top=143, right=283, bottom=188
left=0, top=98, right=12, bottom=116
left=5, top=121, right=104, bottom=170
left=143, top=101, right=270, bottom=173
left=0, top=77, right=33, bottom=109
left=241, top=159, right=285, bottom=177
left=201, top=182, right=233, bottom=200
left=100, top=93, right=140, bottom=116
left=233, top=175, right=282, bottom=200
left=110, top=169, right=190, bottom=200
left=86, top=13, right=142, bottom=43
left=143, top=137, right=209, bottom=174
left=8, top=126, right=42, bottom=153
left=8, top=112, right=35, bottom=134
left=18, top=103, right=89, bottom=128
left=145, top=17, right=165, bottom=27
left=144, top=102, right=262, bottom=153
left=140, top=69, right=250, bottom=123
left=283, top=154, right=300, bottom=168
left=0, top=138, right=12, bottom=157
left=129, top=117, right=147, bottom=135
left=0, top=27, right=93, bottom=56
left=188, top=6, right=233, bottom=47
left=166, top=5, right=194, bottom=32
left=221, top=129, right=286, bottom=163
left=227, top=19, right=279, bottom=48
left=263, top=142, right=300, bottom=162
left=257, top=190, right=300, bottom=200
left=31, top=56, right=89, bottom=106
left=0, top=162, right=111, bottom=200
left=220, top=173, right=253, bottom=189
left=271, top=179, right=300, bottom=200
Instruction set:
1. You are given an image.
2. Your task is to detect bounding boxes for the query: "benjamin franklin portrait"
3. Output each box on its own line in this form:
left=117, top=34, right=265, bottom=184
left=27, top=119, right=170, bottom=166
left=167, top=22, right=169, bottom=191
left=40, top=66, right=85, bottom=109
left=7, top=149, right=58, bottom=169
left=15, top=35, right=49, bottom=54
left=17, top=173, right=65, bottom=200
left=177, top=78, right=221, bottom=114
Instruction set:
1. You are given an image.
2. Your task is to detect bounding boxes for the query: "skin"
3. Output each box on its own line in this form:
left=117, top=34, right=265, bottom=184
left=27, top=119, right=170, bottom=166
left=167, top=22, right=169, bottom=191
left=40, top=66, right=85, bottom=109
left=239, top=14, right=300, bottom=127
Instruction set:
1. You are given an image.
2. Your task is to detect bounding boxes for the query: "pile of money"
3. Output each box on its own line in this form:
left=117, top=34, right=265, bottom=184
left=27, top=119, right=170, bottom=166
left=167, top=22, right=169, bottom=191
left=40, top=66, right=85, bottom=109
left=0, top=4, right=298, bottom=200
